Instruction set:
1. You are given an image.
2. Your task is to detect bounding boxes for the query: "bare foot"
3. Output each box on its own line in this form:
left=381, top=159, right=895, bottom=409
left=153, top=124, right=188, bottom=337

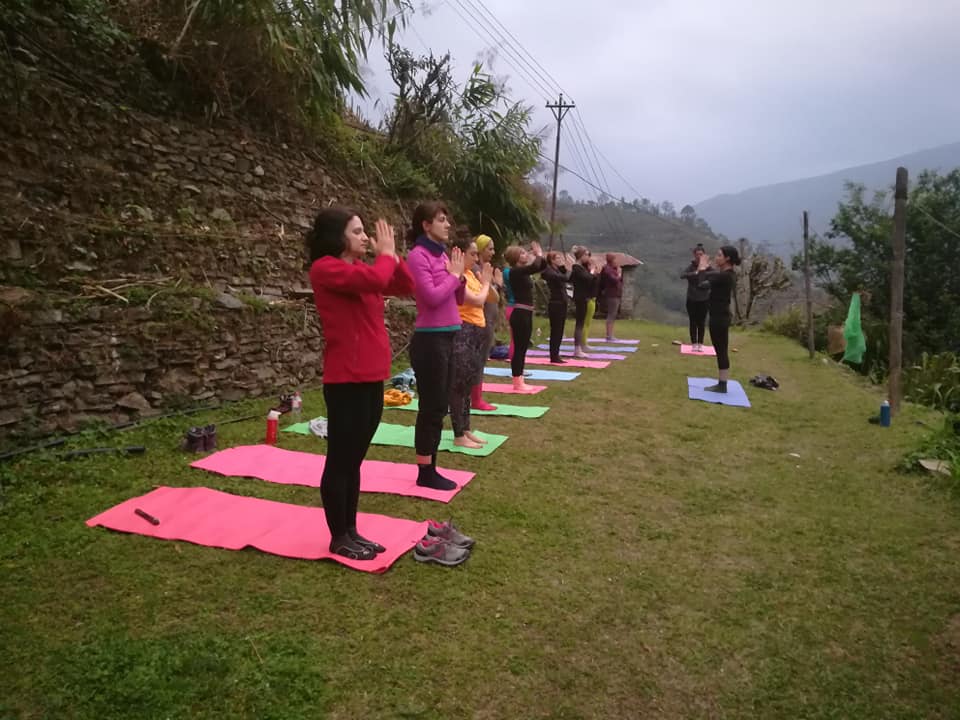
left=453, top=436, right=483, bottom=449
left=464, top=430, right=488, bottom=445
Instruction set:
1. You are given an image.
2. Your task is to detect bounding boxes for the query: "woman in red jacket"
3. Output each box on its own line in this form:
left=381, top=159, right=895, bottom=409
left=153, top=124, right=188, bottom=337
left=307, top=208, right=415, bottom=561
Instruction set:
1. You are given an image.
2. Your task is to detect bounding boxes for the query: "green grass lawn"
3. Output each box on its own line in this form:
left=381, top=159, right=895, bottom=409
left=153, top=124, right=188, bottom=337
left=2, top=320, right=959, bottom=719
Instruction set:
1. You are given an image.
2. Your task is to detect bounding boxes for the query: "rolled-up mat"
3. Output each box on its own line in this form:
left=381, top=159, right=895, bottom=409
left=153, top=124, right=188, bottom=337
left=681, top=344, right=717, bottom=356
left=687, top=377, right=751, bottom=408
left=528, top=349, right=628, bottom=361
left=86, top=486, right=428, bottom=573
left=386, top=397, right=549, bottom=418
left=484, top=366, right=580, bottom=381
left=542, top=344, right=638, bottom=354
left=191, top=445, right=474, bottom=503
left=481, top=382, right=547, bottom=395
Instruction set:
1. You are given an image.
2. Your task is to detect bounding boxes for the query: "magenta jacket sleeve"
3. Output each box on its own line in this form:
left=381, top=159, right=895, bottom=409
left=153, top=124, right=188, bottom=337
left=407, top=248, right=463, bottom=309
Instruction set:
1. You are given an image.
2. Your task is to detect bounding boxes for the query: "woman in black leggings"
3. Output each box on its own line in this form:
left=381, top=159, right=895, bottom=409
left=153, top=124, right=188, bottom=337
left=681, top=244, right=710, bottom=352
left=696, top=245, right=742, bottom=393
left=307, top=209, right=414, bottom=560
left=542, top=251, right=571, bottom=363
left=504, top=241, right=546, bottom=392
left=570, top=246, right=600, bottom=358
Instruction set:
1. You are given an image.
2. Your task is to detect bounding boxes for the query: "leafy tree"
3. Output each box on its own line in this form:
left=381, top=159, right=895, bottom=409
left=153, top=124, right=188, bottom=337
left=794, top=170, right=960, bottom=359
left=680, top=204, right=697, bottom=224
left=734, top=238, right=791, bottom=322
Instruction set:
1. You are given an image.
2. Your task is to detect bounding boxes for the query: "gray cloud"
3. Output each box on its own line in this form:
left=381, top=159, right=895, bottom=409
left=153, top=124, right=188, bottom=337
left=356, top=0, right=960, bottom=204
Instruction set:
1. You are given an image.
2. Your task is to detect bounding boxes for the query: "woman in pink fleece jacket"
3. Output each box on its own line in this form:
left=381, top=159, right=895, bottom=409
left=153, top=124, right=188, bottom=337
left=405, top=201, right=466, bottom=490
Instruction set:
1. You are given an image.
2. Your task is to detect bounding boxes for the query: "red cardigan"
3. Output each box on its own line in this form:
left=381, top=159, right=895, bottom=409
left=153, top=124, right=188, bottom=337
left=309, top=254, right=415, bottom=384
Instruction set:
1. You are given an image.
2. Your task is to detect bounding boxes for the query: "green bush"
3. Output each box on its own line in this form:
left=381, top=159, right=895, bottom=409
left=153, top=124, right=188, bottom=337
left=905, top=352, right=960, bottom=413
left=901, top=415, right=960, bottom=491
left=762, top=306, right=806, bottom=343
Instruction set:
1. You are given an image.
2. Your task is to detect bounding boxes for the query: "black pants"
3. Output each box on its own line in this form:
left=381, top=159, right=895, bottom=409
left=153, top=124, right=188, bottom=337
left=410, top=331, right=455, bottom=456
left=321, top=381, right=384, bottom=538
left=510, top=308, right=533, bottom=377
left=548, top=300, right=567, bottom=361
left=687, top=299, right=708, bottom=344
left=709, top=318, right=730, bottom=371
left=573, top=297, right=588, bottom=346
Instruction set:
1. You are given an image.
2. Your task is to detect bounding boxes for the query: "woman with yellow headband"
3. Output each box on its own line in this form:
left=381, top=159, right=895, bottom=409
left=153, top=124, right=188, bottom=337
left=472, top=234, right=501, bottom=411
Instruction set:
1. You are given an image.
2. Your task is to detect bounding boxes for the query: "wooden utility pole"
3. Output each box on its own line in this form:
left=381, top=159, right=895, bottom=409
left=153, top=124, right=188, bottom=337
left=889, top=167, right=908, bottom=415
left=546, top=93, right=575, bottom=250
left=803, top=211, right=814, bottom=359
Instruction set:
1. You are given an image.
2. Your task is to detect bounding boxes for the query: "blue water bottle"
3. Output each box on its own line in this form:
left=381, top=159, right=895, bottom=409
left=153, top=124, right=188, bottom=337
left=880, top=400, right=891, bottom=427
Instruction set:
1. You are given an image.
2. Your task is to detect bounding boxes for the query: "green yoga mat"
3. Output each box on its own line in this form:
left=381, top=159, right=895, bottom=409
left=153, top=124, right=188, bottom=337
left=284, top=421, right=508, bottom=457
left=386, top=398, right=549, bottom=418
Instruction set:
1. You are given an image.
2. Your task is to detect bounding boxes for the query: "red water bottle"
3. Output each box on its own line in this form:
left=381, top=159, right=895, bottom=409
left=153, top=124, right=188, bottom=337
left=265, top=410, right=280, bottom=445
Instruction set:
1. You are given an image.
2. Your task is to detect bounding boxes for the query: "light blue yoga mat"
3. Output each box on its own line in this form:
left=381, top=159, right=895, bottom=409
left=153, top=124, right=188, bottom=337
left=542, top=344, right=639, bottom=353
left=687, top=377, right=751, bottom=408
left=484, top=366, right=581, bottom=381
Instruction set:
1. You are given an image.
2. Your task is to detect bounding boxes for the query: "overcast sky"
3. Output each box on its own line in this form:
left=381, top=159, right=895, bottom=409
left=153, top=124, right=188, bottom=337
left=354, top=0, right=960, bottom=206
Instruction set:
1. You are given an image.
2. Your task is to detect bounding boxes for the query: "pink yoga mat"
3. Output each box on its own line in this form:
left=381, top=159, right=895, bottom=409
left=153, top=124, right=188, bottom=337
left=681, top=344, right=717, bottom=356
left=528, top=349, right=627, bottom=361
left=86, top=486, right=428, bottom=573
left=562, top=337, right=639, bottom=345
left=521, top=356, right=610, bottom=369
left=482, top=382, right=547, bottom=395
left=191, top=445, right=474, bottom=503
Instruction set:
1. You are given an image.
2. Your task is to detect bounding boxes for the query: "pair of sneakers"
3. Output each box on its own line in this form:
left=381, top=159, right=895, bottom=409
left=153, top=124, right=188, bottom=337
left=183, top=424, right=216, bottom=452
left=414, top=520, right=474, bottom=567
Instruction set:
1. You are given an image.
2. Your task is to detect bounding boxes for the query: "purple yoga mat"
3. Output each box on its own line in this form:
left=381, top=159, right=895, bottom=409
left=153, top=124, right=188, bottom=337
left=687, top=377, right=751, bottom=408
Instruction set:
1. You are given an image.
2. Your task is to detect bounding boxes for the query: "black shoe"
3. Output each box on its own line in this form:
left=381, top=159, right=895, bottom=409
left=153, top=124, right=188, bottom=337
left=182, top=427, right=205, bottom=452
left=329, top=535, right=377, bottom=561
left=273, top=394, right=293, bottom=414
left=349, top=529, right=385, bottom=554
left=202, top=424, right=217, bottom=452
left=704, top=382, right=727, bottom=394
left=550, top=357, right=567, bottom=364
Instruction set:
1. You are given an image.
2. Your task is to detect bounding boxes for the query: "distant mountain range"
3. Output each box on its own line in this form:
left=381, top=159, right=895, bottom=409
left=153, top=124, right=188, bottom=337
left=694, top=141, right=960, bottom=257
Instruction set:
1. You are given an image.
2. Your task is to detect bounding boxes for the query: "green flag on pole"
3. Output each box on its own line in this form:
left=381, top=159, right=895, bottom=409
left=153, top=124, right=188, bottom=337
left=842, top=292, right=867, bottom=364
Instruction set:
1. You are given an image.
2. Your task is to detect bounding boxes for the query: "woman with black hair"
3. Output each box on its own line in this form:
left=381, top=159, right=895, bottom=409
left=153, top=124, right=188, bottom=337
left=681, top=244, right=710, bottom=352
left=406, top=201, right=466, bottom=490
left=697, top=245, right=742, bottom=393
left=542, top=251, right=571, bottom=363
left=307, top=208, right=414, bottom=561
left=570, top=246, right=600, bottom=358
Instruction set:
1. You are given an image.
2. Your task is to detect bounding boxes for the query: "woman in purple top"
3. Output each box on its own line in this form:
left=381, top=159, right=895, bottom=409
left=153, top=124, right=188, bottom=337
left=405, top=201, right=466, bottom=490
left=599, top=253, right=624, bottom=342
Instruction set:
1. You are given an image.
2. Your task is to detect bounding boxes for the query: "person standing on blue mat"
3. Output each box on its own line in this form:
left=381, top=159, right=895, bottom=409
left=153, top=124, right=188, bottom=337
left=681, top=244, right=711, bottom=352
left=307, top=208, right=415, bottom=561
left=406, top=201, right=466, bottom=491
left=504, top=241, right=546, bottom=392
left=697, top=245, right=741, bottom=393
left=570, top=246, right=600, bottom=358
left=542, top=251, right=571, bottom=363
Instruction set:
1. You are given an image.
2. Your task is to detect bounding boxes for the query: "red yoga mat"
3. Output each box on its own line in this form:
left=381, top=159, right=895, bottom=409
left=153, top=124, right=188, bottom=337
left=481, top=382, right=547, bottom=395
left=86, top=486, right=428, bottom=573
left=191, top=445, right=474, bottom=503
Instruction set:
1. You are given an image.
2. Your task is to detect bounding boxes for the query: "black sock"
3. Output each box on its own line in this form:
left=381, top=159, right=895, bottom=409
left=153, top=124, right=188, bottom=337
left=329, top=533, right=376, bottom=560
left=416, top=461, right=457, bottom=491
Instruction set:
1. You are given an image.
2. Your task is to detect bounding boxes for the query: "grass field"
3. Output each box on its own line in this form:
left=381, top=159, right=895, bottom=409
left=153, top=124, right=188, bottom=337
left=2, top=320, right=959, bottom=719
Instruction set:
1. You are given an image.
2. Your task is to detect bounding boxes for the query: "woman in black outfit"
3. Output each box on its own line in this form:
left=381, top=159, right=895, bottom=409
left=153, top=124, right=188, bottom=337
left=504, top=241, right=546, bottom=392
left=569, top=246, right=600, bottom=358
left=697, top=245, right=741, bottom=393
left=681, top=244, right=711, bottom=352
left=542, top=251, right=571, bottom=363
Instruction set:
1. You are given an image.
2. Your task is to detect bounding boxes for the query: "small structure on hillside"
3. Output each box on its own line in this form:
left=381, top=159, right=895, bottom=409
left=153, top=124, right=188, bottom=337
left=558, top=250, right=643, bottom=318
